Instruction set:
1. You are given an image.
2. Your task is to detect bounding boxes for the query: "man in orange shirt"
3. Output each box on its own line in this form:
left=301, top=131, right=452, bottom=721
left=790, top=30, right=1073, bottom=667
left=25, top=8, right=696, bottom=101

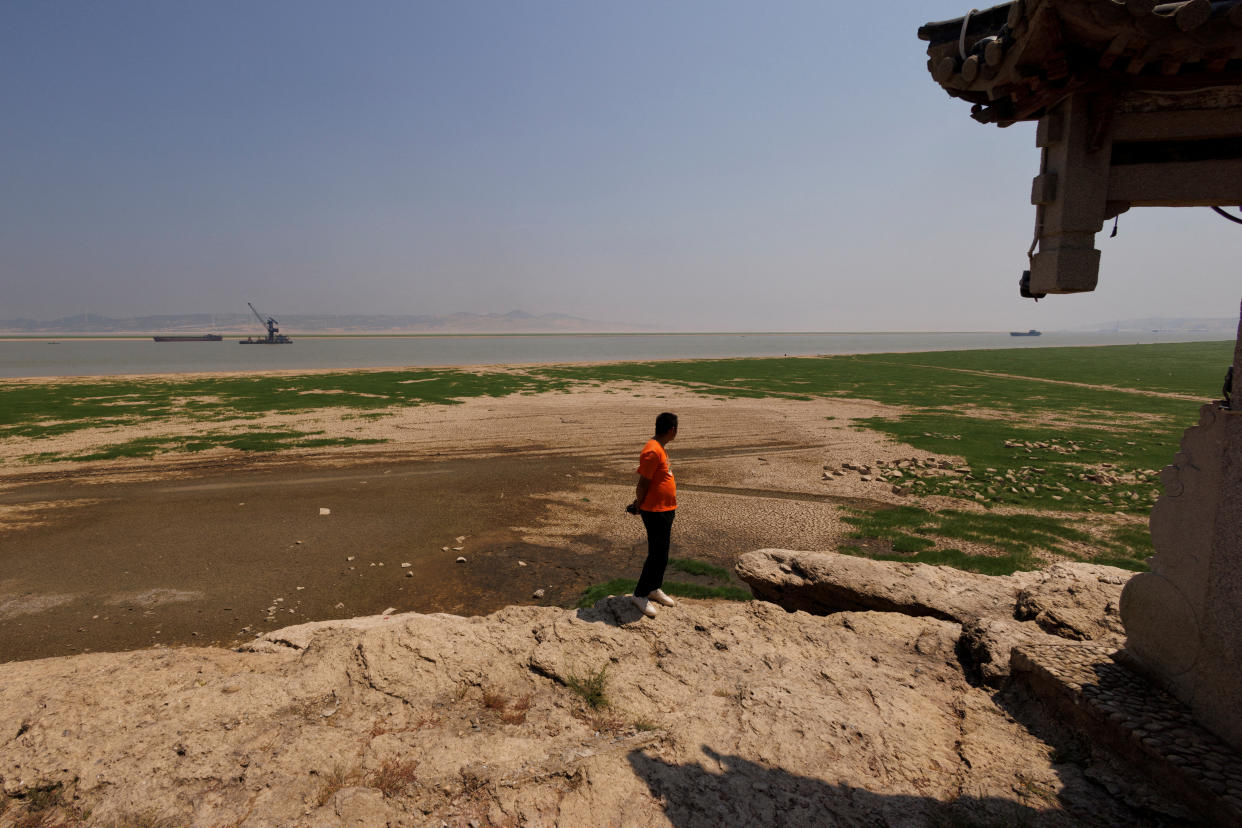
left=627, top=412, right=678, bottom=618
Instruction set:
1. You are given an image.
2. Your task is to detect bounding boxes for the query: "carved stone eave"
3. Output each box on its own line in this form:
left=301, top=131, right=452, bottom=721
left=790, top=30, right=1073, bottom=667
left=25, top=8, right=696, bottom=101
left=921, top=1, right=1242, bottom=294
left=920, top=0, right=1242, bottom=127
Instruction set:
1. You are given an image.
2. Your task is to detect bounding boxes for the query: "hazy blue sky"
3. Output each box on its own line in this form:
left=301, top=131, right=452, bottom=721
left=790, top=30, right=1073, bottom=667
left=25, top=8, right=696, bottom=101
left=3, top=1, right=1239, bottom=330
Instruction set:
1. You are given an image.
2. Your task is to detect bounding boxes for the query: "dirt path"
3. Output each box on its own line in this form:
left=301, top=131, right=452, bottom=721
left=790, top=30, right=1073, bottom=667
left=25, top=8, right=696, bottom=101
left=870, top=360, right=1208, bottom=401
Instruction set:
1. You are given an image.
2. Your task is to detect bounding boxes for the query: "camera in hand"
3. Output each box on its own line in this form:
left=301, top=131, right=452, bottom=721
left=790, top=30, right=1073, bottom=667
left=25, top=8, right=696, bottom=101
left=625, top=502, right=640, bottom=515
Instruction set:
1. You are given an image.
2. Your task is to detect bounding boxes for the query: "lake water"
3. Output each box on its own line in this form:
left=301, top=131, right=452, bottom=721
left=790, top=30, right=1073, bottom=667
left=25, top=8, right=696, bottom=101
left=0, top=331, right=1230, bottom=379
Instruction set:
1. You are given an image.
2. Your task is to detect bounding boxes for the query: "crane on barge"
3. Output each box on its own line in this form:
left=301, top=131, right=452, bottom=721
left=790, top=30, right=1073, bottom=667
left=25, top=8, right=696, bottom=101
left=240, top=302, right=292, bottom=344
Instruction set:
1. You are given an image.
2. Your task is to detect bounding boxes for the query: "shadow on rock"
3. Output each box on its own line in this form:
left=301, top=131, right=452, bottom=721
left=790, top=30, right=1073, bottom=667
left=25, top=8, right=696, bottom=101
left=574, top=595, right=647, bottom=627
left=992, top=671, right=1199, bottom=826
left=628, top=746, right=1053, bottom=828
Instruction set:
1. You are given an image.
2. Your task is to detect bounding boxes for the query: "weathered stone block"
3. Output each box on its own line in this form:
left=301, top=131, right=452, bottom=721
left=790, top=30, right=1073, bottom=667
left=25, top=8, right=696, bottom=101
left=1029, top=246, right=1100, bottom=294
left=1121, top=403, right=1242, bottom=754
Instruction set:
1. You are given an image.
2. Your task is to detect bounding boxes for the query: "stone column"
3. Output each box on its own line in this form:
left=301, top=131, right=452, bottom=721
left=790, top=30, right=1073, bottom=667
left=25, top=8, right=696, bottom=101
left=1120, top=299, right=1242, bottom=753
left=1027, top=93, right=1111, bottom=295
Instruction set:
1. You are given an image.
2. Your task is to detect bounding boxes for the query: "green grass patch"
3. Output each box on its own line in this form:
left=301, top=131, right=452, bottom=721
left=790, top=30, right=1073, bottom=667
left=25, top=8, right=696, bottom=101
left=839, top=506, right=1097, bottom=575
left=839, top=505, right=1153, bottom=574
left=575, top=579, right=752, bottom=609
left=535, top=341, right=1230, bottom=409
left=863, top=341, right=1231, bottom=398
left=668, top=558, right=732, bottom=582
left=24, top=432, right=387, bottom=462
left=837, top=543, right=1037, bottom=577
left=4, top=343, right=1226, bottom=489
left=858, top=413, right=1166, bottom=514
left=1091, top=523, right=1155, bottom=571
left=564, top=665, right=610, bottom=709
left=0, top=368, right=577, bottom=441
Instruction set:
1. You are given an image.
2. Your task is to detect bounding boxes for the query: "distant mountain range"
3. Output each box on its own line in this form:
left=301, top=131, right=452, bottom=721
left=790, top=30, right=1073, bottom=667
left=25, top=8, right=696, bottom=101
left=1070, top=317, right=1239, bottom=333
left=0, top=311, right=647, bottom=334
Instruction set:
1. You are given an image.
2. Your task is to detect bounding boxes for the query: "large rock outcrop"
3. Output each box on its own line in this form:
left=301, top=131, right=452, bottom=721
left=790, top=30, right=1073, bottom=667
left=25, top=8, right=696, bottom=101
left=737, top=549, right=1131, bottom=685
left=0, top=592, right=1166, bottom=826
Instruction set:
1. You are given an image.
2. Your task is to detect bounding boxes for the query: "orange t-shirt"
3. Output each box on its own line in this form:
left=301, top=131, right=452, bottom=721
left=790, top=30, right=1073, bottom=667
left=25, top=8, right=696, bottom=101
left=636, top=438, right=676, bottom=512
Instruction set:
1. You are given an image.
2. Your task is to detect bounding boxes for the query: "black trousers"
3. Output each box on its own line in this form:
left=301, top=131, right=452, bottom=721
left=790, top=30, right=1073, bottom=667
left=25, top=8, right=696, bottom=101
left=636, top=509, right=675, bottom=597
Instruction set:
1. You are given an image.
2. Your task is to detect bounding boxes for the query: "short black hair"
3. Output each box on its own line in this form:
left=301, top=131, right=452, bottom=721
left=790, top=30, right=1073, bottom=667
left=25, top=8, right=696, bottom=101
left=655, top=412, right=678, bottom=436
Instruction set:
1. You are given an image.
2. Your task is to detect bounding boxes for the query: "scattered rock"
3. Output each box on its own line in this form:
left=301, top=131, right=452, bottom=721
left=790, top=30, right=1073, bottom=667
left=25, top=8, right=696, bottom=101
left=737, top=548, right=1021, bottom=624
left=518, top=561, right=527, bottom=567
left=532, top=589, right=545, bottom=599
left=960, top=617, right=1066, bottom=685
left=401, top=562, right=411, bottom=568
left=1013, top=563, right=1127, bottom=642
left=319, top=508, right=331, bottom=516
left=456, top=557, right=467, bottom=564
left=737, top=550, right=1132, bottom=685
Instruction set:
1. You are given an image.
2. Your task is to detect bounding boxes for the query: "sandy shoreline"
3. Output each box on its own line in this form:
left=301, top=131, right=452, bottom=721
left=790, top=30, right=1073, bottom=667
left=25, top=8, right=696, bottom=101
left=7, top=336, right=1227, bottom=385
left=0, top=351, right=844, bottom=384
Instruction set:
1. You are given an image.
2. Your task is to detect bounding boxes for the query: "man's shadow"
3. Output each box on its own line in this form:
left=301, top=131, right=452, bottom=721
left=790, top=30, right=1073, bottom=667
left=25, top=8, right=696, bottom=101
left=575, top=595, right=648, bottom=627
left=628, top=746, right=1047, bottom=828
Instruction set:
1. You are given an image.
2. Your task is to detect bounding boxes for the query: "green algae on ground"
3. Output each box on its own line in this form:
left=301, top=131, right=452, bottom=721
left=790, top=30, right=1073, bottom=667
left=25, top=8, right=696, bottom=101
left=22, top=431, right=387, bottom=463
left=0, top=368, right=574, bottom=441
left=668, top=558, right=732, bottom=582
left=575, top=578, right=752, bottom=609
left=4, top=343, right=1215, bottom=577
left=4, top=344, right=1227, bottom=528
left=836, top=506, right=1152, bottom=575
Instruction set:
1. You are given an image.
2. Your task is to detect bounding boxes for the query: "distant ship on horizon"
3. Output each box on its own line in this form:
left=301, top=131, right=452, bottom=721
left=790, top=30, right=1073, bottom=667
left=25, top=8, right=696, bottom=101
left=1009, top=329, right=1042, bottom=337
left=240, top=302, right=292, bottom=344
left=153, top=334, right=223, bottom=342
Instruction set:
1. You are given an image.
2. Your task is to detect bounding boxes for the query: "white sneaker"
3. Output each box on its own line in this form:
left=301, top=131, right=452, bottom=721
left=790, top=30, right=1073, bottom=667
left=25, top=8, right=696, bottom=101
left=649, top=589, right=676, bottom=607
left=631, top=595, right=658, bottom=618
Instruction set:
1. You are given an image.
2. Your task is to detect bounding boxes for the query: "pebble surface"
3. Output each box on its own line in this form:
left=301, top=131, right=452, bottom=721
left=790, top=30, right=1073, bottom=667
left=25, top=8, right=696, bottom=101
left=1012, top=642, right=1242, bottom=824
